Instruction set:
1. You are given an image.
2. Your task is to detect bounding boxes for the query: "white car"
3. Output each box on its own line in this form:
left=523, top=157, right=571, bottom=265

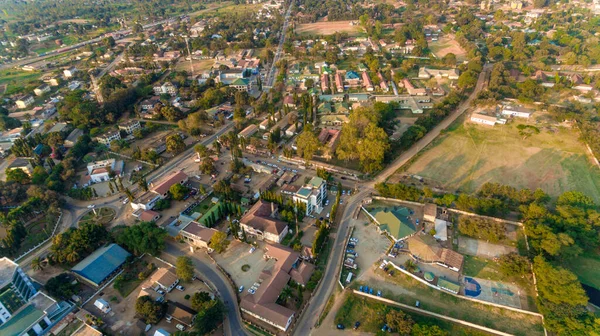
left=87, top=204, right=95, bottom=209
left=326, top=213, right=330, bottom=218
left=176, top=285, right=185, bottom=291
left=122, top=198, right=130, bottom=205
left=238, top=285, right=244, bottom=293
left=176, top=324, right=185, bottom=331
left=249, top=246, right=256, bottom=253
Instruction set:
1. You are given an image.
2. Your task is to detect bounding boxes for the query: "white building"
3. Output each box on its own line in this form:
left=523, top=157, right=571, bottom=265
left=240, top=200, right=289, bottom=243
left=86, top=159, right=124, bottom=183
left=471, top=113, right=505, bottom=126
left=292, top=176, right=327, bottom=216
left=118, top=120, right=142, bottom=135
left=15, top=95, right=34, bottom=109
left=63, top=67, right=78, bottom=78
left=94, top=131, right=121, bottom=146
left=130, top=171, right=189, bottom=210
left=153, top=82, right=178, bottom=96
left=33, top=84, right=51, bottom=96
left=501, top=105, right=533, bottom=119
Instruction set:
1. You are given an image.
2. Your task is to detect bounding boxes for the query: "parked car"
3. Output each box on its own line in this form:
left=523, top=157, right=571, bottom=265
left=176, top=324, right=185, bottom=331
left=238, top=286, right=244, bottom=293
left=87, top=204, right=95, bottom=209
left=122, top=198, right=130, bottom=205
left=354, top=321, right=361, bottom=330
left=416, top=300, right=420, bottom=308
left=176, top=285, right=185, bottom=291
left=157, top=289, right=165, bottom=295
left=336, top=324, right=345, bottom=330
left=249, top=246, right=256, bottom=253
left=377, top=290, right=382, bottom=297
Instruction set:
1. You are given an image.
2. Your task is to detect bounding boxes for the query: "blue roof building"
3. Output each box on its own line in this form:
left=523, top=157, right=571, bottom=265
left=71, top=244, right=131, bottom=287
left=345, top=71, right=360, bottom=80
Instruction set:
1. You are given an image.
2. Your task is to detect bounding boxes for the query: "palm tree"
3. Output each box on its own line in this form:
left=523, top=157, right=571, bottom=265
left=279, top=286, right=293, bottom=303
left=404, top=259, right=418, bottom=273
left=31, top=257, right=44, bottom=271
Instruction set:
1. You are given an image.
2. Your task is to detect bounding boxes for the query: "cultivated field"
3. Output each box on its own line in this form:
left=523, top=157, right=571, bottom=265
left=296, top=21, right=361, bottom=36
left=405, top=119, right=600, bottom=202
left=429, top=36, right=467, bottom=62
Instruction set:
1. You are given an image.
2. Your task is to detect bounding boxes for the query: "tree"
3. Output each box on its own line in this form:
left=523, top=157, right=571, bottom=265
left=386, top=310, right=414, bottom=334
left=114, top=221, right=167, bottom=256
left=209, top=231, right=229, bottom=253
left=176, top=256, right=194, bottom=282
left=404, top=259, right=418, bottom=273
left=6, top=168, right=30, bottom=184
left=166, top=134, right=185, bottom=153
left=193, top=298, right=225, bottom=335
left=45, top=273, right=79, bottom=299
left=295, top=125, right=320, bottom=163
left=190, top=292, right=212, bottom=311
left=31, top=257, right=45, bottom=271
left=358, top=123, right=389, bottom=173
left=411, top=324, right=447, bottom=336
left=135, top=295, right=166, bottom=324
left=458, top=216, right=506, bottom=242
left=499, top=253, right=529, bottom=277
left=457, top=70, right=478, bottom=90
left=169, top=183, right=190, bottom=201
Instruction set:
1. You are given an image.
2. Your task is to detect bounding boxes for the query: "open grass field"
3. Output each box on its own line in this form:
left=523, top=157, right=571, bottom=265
left=569, top=253, right=600, bottom=290
left=296, top=21, right=361, bottom=36
left=429, top=36, right=467, bottom=62
left=0, top=69, right=41, bottom=87
left=174, top=59, right=214, bottom=72
left=405, top=119, right=600, bottom=202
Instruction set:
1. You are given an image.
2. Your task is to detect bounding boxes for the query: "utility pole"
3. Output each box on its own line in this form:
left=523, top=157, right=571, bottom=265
left=184, top=36, right=194, bottom=77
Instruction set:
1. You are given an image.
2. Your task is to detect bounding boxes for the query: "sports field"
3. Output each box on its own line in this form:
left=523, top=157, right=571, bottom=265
left=296, top=21, right=361, bottom=36
left=405, top=119, right=600, bottom=202
left=429, top=36, right=467, bottom=62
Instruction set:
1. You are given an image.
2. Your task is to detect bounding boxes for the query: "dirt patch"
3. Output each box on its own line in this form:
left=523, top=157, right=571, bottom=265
left=213, top=240, right=269, bottom=292
left=296, top=21, right=361, bottom=35
left=458, top=236, right=517, bottom=259
left=429, top=36, right=467, bottom=61
left=352, top=216, right=393, bottom=280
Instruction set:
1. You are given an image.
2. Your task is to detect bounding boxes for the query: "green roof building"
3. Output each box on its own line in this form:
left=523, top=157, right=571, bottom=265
left=437, top=277, right=460, bottom=294
left=368, top=207, right=417, bottom=241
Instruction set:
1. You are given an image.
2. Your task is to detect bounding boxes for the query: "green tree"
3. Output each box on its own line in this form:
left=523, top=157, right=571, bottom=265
left=135, top=295, right=166, bottom=324
left=386, top=310, right=414, bottom=334
left=6, top=168, right=30, bottom=184
left=411, top=324, right=447, bottom=336
left=190, top=291, right=212, bottom=311
left=169, top=183, right=190, bottom=201
left=499, top=253, right=529, bottom=277
left=193, top=298, right=225, bottom=335
left=166, top=134, right=185, bottom=153
left=114, top=221, right=167, bottom=256
left=209, top=231, right=229, bottom=253
left=295, top=125, right=320, bottom=164
left=176, top=256, right=194, bottom=282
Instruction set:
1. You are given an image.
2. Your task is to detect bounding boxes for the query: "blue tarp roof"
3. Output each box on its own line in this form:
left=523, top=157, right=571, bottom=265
left=71, top=244, right=130, bottom=286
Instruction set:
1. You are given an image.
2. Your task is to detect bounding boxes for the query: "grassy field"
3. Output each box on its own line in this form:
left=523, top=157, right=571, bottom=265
left=405, top=119, right=600, bottom=202
left=0, top=69, right=42, bottom=90
left=463, top=255, right=503, bottom=281
left=569, top=253, right=600, bottom=290
left=335, top=294, right=490, bottom=335
left=296, top=21, right=362, bottom=36
left=429, top=36, right=467, bottom=62
left=358, top=269, right=544, bottom=335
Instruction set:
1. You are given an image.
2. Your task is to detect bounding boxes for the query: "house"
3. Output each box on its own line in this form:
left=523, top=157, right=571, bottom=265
left=362, top=72, right=374, bottom=91
left=230, top=78, right=252, bottom=92
left=94, top=130, right=121, bottom=146
left=166, top=301, right=196, bottom=327
left=335, top=72, right=344, bottom=92
left=423, top=203, right=437, bottom=222
left=33, top=84, right=50, bottom=96
left=118, top=120, right=142, bottom=135
left=239, top=124, right=258, bottom=139
left=86, top=159, right=124, bottom=183
left=0, top=258, right=74, bottom=336
left=71, top=244, right=131, bottom=287
left=418, top=67, right=460, bottom=80
left=285, top=124, right=299, bottom=137
left=64, top=129, right=84, bottom=148
left=215, top=69, right=246, bottom=85
left=471, top=112, right=504, bottom=126
left=292, top=176, right=327, bottom=216
left=240, top=200, right=289, bottom=243
left=240, top=244, right=314, bottom=331
left=153, top=82, right=178, bottom=96
left=377, top=73, right=389, bottom=92
left=407, top=235, right=463, bottom=272
left=131, top=171, right=189, bottom=210
left=403, top=79, right=427, bottom=96
left=320, top=73, right=329, bottom=93
left=501, top=105, right=533, bottom=118
left=259, top=119, right=270, bottom=130
left=63, top=67, right=78, bottom=78
left=179, top=221, right=219, bottom=250
left=283, top=95, right=296, bottom=108
left=140, top=96, right=161, bottom=111
left=374, top=95, right=432, bottom=114
left=150, top=268, right=179, bottom=293
left=15, top=95, right=34, bottom=109
left=138, top=210, right=161, bottom=222
left=365, top=207, right=418, bottom=241
left=7, top=158, right=33, bottom=175
left=72, top=323, right=103, bottom=336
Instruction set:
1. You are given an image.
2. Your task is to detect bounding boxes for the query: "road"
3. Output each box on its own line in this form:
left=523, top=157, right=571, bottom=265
left=162, top=242, right=248, bottom=336
left=263, top=0, right=293, bottom=89
left=292, top=64, right=491, bottom=335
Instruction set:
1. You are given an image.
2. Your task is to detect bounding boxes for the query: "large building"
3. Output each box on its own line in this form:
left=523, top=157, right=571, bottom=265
left=179, top=221, right=219, bottom=250
left=240, top=200, right=289, bottom=243
left=292, top=177, right=327, bottom=216
left=71, top=244, right=131, bottom=287
left=240, top=244, right=314, bottom=331
left=131, top=171, right=189, bottom=210
left=0, top=258, right=74, bottom=336
left=86, top=159, right=124, bottom=184
left=365, top=206, right=418, bottom=241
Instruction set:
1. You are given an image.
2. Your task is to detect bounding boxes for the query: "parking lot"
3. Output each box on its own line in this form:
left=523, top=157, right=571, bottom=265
left=351, top=212, right=393, bottom=280
left=213, top=240, right=270, bottom=294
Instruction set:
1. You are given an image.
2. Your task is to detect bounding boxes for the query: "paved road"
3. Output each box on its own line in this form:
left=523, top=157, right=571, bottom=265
left=292, top=64, right=492, bottom=335
left=162, top=242, right=248, bottom=336
left=264, top=0, right=293, bottom=89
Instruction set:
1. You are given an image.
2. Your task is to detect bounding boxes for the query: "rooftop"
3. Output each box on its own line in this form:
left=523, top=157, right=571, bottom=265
left=0, top=304, right=44, bottom=336
left=72, top=244, right=131, bottom=286
left=181, top=221, right=218, bottom=242
left=151, top=170, right=188, bottom=195
left=151, top=268, right=179, bottom=287
left=370, top=207, right=416, bottom=240
left=0, top=257, right=18, bottom=289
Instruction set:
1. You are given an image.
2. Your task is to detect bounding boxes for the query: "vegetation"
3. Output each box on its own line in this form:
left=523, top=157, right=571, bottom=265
left=458, top=217, right=506, bottom=243
left=45, top=273, right=79, bottom=300
left=176, top=256, right=195, bottom=282
left=113, top=221, right=167, bottom=256
left=209, top=231, right=229, bottom=253
left=135, top=295, right=166, bottom=324
left=49, top=222, right=109, bottom=264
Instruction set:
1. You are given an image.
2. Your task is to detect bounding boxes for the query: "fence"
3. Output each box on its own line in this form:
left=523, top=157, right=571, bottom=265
left=14, top=212, right=63, bottom=262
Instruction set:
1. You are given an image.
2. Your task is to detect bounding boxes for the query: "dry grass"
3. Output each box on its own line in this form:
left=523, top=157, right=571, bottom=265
left=429, top=36, right=467, bottom=61
left=296, top=21, right=361, bottom=36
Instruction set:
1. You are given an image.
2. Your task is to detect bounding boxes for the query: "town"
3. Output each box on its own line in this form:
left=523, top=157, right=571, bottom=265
left=0, top=0, right=600, bottom=335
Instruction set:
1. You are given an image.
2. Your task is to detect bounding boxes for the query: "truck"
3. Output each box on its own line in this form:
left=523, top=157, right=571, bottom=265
left=94, top=298, right=111, bottom=313
left=345, top=272, right=354, bottom=284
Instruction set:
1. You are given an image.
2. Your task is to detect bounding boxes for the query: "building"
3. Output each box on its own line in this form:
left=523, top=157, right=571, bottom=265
left=140, top=96, right=161, bottom=111
left=239, top=124, right=258, bottom=139
left=166, top=301, right=196, bottom=327
left=0, top=258, right=73, bottom=336
left=63, top=67, right=78, bottom=78
left=374, top=95, right=432, bottom=114
left=407, top=235, right=463, bottom=272
left=320, top=73, right=329, bottom=93
left=7, top=158, right=33, bottom=176
left=72, top=323, right=103, bottom=336
left=501, top=105, right=533, bottom=119
left=403, top=79, right=427, bottom=96
left=86, top=159, right=124, bottom=183
left=179, top=221, right=219, bottom=250
left=292, top=176, right=327, bottom=216
left=150, top=268, right=179, bottom=293
left=365, top=207, right=418, bottom=241
left=418, top=67, right=460, bottom=80
left=230, top=78, right=252, bottom=92
left=362, top=71, right=374, bottom=91
left=470, top=113, right=503, bottom=126
left=240, top=200, right=289, bottom=243
left=33, top=84, right=50, bottom=97
left=71, top=244, right=131, bottom=287
left=131, top=171, right=189, bottom=210
left=94, top=131, right=121, bottom=146
left=378, top=72, right=389, bottom=92
left=15, top=96, right=34, bottom=109
left=240, top=244, right=314, bottom=331
left=64, top=129, right=84, bottom=148
left=153, top=82, right=178, bottom=96
left=423, top=203, right=437, bottom=222
left=138, top=210, right=161, bottom=222
left=335, top=72, right=344, bottom=92
left=118, top=120, right=142, bottom=135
